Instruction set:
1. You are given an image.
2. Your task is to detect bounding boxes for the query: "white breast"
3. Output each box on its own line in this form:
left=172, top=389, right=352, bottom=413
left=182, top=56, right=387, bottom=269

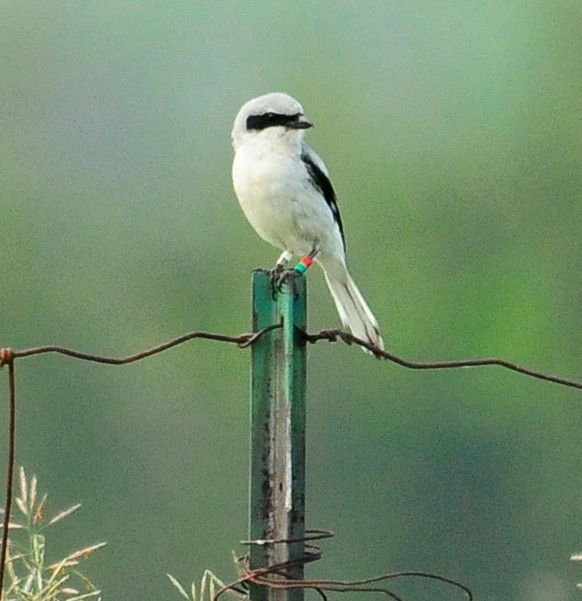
left=232, top=137, right=343, bottom=260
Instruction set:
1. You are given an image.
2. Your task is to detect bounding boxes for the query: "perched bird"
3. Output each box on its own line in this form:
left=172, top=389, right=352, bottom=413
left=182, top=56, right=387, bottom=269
left=231, top=92, right=383, bottom=352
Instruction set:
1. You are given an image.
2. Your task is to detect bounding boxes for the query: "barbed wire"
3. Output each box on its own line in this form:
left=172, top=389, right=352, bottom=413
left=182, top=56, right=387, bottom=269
left=0, top=324, right=280, bottom=365
left=0, top=323, right=580, bottom=598
left=0, top=360, right=15, bottom=599
left=1, top=325, right=580, bottom=388
left=212, top=529, right=473, bottom=601
left=305, top=329, right=582, bottom=389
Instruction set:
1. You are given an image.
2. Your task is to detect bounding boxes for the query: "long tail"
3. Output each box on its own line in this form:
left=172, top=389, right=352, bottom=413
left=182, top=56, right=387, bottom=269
left=323, top=265, right=384, bottom=354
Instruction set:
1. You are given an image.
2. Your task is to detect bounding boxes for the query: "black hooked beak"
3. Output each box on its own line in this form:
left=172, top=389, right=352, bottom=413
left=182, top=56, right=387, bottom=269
left=288, top=114, right=313, bottom=130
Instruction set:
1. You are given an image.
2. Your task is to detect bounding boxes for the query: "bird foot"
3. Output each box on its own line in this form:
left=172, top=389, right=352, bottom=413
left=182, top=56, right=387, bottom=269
left=269, top=266, right=294, bottom=299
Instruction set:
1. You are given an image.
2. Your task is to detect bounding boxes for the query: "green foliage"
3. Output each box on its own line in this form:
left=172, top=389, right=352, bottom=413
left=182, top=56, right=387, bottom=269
left=1, top=468, right=105, bottom=601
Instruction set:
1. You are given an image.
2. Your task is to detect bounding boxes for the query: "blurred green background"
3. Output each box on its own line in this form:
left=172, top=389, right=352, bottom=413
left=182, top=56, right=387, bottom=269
left=1, top=1, right=581, bottom=599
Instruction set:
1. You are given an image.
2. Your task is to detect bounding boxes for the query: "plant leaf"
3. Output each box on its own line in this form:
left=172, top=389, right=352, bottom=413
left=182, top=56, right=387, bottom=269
left=167, top=573, right=190, bottom=600
left=49, top=503, right=82, bottom=526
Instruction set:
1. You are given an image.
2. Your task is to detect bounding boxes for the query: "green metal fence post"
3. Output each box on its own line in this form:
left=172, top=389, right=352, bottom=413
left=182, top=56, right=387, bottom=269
left=249, top=269, right=307, bottom=601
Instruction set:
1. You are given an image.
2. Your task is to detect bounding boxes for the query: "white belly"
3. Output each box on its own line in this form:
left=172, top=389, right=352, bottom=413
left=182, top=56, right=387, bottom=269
left=232, top=145, right=342, bottom=260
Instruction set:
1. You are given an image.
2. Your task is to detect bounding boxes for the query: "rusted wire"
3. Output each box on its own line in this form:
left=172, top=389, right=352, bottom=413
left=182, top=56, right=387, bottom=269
left=0, top=357, right=15, bottom=599
left=1, top=322, right=580, bottom=599
left=2, top=324, right=580, bottom=388
left=6, top=324, right=282, bottom=365
left=214, top=530, right=473, bottom=601
left=305, top=329, right=582, bottom=390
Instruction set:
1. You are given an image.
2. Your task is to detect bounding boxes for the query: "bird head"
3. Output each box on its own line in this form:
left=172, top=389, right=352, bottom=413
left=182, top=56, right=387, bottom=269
left=231, top=92, right=313, bottom=151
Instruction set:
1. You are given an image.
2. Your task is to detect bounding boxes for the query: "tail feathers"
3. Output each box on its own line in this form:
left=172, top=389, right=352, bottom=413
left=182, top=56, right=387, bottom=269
left=324, top=270, right=384, bottom=354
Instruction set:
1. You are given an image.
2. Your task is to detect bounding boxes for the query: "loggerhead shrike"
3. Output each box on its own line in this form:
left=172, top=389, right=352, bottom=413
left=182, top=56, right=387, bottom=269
left=231, top=92, right=383, bottom=352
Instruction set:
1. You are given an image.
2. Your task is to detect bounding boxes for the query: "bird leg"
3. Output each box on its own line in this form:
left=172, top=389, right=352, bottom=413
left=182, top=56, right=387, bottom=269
left=294, top=247, right=319, bottom=275
left=270, top=248, right=319, bottom=297
left=269, top=251, right=293, bottom=297
left=274, top=250, right=293, bottom=270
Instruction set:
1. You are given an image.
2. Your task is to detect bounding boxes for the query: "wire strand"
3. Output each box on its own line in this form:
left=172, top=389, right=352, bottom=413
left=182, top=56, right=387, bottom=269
left=1, top=323, right=580, bottom=598
left=215, top=530, right=473, bottom=601
left=1, top=325, right=580, bottom=388
left=0, top=358, right=15, bottom=599
left=304, top=329, right=582, bottom=389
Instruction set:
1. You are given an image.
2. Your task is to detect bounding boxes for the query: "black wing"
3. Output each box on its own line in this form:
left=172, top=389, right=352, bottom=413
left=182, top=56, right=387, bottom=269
left=301, top=150, right=346, bottom=250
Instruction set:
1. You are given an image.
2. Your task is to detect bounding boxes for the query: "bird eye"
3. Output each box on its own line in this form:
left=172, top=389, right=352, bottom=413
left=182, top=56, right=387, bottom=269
left=266, top=112, right=276, bottom=119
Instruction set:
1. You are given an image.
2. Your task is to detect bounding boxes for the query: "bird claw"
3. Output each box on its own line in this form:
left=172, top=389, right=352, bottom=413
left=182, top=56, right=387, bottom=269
left=269, top=266, right=293, bottom=298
